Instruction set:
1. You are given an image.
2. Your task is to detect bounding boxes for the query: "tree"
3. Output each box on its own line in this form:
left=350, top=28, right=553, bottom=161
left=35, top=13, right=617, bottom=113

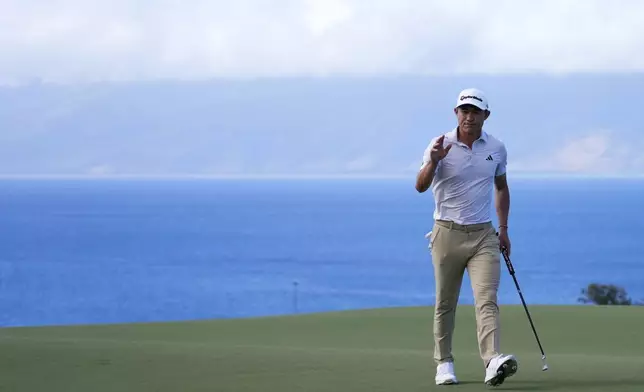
left=578, top=283, right=632, bottom=305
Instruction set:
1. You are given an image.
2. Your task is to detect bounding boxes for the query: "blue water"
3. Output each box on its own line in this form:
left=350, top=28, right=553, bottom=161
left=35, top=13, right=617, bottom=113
left=0, top=178, right=643, bottom=327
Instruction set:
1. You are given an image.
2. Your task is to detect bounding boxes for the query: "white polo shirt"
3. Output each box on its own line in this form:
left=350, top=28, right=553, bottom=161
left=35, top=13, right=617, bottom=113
left=421, top=128, right=507, bottom=225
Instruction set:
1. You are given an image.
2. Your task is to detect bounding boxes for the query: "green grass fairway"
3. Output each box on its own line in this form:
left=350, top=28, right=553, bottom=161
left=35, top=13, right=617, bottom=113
left=1, top=305, right=643, bottom=391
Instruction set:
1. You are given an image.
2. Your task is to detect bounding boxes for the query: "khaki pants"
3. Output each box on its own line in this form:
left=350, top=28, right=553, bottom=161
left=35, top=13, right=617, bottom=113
left=428, top=220, right=501, bottom=367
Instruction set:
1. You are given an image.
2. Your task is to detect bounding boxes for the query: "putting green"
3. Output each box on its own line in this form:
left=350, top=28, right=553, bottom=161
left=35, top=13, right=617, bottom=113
left=1, top=305, right=643, bottom=391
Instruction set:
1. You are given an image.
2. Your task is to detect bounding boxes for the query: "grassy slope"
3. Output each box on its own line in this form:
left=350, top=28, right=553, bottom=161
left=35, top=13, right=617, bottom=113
left=1, top=305, right=643, bottom=391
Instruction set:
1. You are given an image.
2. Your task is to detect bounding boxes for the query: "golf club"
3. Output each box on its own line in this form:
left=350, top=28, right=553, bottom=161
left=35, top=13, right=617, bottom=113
left=500, top=245, right=549, bottom=371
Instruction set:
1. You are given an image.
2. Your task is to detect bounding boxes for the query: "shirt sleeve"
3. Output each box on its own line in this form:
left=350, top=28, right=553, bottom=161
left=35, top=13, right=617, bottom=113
left=495, top=143, right=508, bottom=177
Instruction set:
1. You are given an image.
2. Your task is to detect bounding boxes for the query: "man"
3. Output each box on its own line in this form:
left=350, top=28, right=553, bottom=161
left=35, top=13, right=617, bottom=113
left=415, top=88, right=518, bottom=387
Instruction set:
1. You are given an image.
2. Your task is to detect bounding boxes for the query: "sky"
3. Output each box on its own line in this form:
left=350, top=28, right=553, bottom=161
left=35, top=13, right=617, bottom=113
left=1, top=0, right=643, bottom=177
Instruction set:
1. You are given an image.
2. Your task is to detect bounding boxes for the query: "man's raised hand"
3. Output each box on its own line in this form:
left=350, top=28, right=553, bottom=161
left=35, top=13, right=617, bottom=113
left=430, top=135, right=452, bottom=163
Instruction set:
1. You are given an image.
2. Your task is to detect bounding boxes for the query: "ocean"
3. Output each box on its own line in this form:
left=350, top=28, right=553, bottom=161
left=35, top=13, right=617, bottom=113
left=0, top=177, right=642, bottom=327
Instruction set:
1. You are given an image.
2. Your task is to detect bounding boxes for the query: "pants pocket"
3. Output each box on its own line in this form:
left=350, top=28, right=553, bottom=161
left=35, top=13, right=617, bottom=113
left=427, top=226, right=441, bottom=250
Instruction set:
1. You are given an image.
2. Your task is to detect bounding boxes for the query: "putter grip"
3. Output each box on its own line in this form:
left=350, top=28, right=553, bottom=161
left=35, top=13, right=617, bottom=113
left=495, top=233, right=516, bottom=275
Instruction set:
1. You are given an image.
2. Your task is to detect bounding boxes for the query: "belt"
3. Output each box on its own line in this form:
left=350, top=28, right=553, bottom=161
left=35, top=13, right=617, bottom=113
left=435, top=220, right=492, bottom=232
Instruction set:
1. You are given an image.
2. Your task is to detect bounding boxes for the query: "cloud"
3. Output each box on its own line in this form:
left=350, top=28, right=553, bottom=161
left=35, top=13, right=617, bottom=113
left=86, top=164, right=114, bottom=176
left=555, top=134, right=612, bottom=172
left=345, top=155, right=378, bottom=172
left=1, top=0, right=644, bottom=84
left=510, top=131, right=644, bottom=175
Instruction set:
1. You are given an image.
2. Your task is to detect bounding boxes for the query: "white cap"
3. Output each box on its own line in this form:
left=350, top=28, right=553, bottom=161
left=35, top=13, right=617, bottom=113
left=455, top=88, right=489, bottom=111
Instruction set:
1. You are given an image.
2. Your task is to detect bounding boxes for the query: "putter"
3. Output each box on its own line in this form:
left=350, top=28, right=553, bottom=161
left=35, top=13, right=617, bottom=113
left=500, top=245, right=549, bottom=371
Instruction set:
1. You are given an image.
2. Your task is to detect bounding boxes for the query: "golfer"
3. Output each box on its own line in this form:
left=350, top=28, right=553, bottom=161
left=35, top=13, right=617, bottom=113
left=415, top=88, right=518, bottom=386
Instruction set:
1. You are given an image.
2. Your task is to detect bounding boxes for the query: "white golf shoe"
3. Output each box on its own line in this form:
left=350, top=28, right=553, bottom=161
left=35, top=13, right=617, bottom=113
left=435, top=361, right=458, bottom=385
left=484, top=354, right=518, bottom=386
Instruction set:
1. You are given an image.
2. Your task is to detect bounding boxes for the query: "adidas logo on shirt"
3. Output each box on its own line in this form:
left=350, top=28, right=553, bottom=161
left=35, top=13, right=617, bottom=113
left=486, top=155, right=493, bottom=161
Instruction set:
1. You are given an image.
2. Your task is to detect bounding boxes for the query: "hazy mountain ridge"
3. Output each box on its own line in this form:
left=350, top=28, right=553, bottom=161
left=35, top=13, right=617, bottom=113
left=0, top=75, right=641, bottom=176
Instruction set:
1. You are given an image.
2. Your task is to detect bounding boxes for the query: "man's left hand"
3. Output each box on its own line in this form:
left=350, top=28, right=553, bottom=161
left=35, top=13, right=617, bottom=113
left=498, top=229, right=511, bottom=256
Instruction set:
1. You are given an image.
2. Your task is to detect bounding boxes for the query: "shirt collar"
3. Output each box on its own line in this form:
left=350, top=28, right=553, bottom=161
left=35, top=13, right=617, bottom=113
left=446, top=127, right=488, bottom=144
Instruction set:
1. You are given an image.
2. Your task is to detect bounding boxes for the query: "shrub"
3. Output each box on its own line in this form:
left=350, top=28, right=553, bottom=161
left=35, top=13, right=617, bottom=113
left=578, top=283, right=632, bottom=305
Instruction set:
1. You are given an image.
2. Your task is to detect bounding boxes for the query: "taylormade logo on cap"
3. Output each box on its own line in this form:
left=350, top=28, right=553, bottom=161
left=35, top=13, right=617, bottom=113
left=460, top=95, right=483, bottom=102
left=456, top=88, right=489, bottom=110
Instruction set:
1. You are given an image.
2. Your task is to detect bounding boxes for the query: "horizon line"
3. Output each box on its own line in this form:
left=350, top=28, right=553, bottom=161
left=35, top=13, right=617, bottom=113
left=1, top=172, right=644, bottom=180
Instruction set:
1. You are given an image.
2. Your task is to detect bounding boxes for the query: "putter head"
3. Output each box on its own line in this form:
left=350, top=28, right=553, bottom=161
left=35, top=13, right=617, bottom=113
left=541, top=355, right=549, bottom=371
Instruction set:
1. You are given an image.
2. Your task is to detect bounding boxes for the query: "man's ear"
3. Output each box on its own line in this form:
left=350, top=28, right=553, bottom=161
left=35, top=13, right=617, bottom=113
left=484, top=110, right=491, bottom=120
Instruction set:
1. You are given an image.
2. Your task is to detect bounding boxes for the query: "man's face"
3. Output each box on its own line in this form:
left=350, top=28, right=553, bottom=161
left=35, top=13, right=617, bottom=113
left=454, top=104, right=490, bottom=134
